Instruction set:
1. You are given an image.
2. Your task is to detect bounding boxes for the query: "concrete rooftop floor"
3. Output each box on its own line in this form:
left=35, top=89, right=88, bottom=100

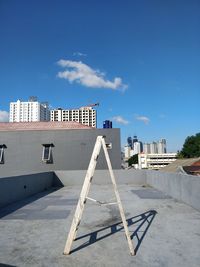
left=0, top=184, right=200, bottom=267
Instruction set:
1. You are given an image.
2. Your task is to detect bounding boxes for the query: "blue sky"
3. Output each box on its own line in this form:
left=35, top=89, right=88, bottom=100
left=0, top=0, right=199, bottom=152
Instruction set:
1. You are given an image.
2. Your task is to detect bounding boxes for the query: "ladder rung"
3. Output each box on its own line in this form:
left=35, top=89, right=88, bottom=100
left=101, top=202, right=117, bottom=206
left=86, top=197, right=117, bottom=206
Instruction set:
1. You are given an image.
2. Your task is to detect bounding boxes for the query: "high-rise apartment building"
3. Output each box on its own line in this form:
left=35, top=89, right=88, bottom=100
left=143, top=143, right=151, bottom=154
left=9, top=98, right=50, bottom=122
left=51, top=106, right=96, bottom=128
left=124, top=145, right=131, bottom=160
left=124, top=136, right=167, bottom=162
left=143, top=139, right=167, bottom=154
left=157, top=139, right=167, bottom=154
left=150, top=142, right=158, bottom=154
left=132, top=135, right=138, bottom=146
left=133, top=141, right=143, bottom=155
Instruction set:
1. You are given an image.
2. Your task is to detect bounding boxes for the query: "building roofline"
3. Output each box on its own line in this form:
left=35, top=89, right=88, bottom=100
left=0, top=121, right=93, bottom=131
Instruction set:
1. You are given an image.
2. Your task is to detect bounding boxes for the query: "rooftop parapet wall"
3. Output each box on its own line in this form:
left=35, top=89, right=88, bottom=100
left=54, top=169, right=200, bottom=212
left=146, top=170, right=200, bottom=212
left=0, top=170, right=147, bottom=209
left=0, top=169, right=200, bottom=212
left=0, top=172, right=54, bottom=209
left=53, top=169, right=147, bottom=186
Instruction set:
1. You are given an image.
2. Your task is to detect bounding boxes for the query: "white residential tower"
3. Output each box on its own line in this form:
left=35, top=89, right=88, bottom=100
left=9, top=98, right=50, bottom=122
left=51, top=106, right=96, bottom=128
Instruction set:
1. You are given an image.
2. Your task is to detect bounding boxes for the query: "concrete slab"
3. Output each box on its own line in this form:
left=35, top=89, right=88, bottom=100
left=0, top=185, right=200, bottom=267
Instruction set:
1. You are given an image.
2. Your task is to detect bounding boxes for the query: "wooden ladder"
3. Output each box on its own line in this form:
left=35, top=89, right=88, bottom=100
left=63, top=136, right=135, bottom=256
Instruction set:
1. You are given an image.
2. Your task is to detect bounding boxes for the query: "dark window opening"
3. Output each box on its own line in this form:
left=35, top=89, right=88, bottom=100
left=0, top=144, right=7, bottom=164
left=42, top=144, right=54, bottom=163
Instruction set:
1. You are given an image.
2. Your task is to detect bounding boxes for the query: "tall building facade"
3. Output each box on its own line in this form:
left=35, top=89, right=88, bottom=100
left=133, top=141, right=143, bottom=155
left=150, top=142, right=158, bottom=154
left=9, top=98, right=50, bottom=122
left=132, top=135, right=138, bottom=147
left=143, top=143, right=151, bottom=154
left=124, top=145, right=131, bottom=160
left=124, top=136, right=143, bottom=160
left=143, top=139, right=167, bottom=154
left=51, top=106, right=96, bottom=128
left=127, top=136, right=133, bottom=149
left=157, top=139, right=167, bottom=153
left=124, top=136, right=167, bottom=163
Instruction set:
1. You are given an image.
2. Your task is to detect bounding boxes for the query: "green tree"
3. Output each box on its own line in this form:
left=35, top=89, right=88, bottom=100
left=128, top=154, right=138, bottom=166
left=178, top=133, right=200, bottom=158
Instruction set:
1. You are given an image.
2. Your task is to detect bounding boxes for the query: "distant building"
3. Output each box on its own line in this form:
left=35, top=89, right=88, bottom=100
left=127, top=136, right=133, bottom=149
left=124, top=135, right=143, bottom=160
left=157, top=139, right=167, bottom=153
left=143, top=143, right=151, bottom=154
left=133, top=141, right=143, bottom=155
left=124, top=137, right=168, bottom=163
left=132, top=135, right=138, bottom=146
left=51, top=106, right=96, bottom=128
left=143, top=139, right=167, bottom=154
left=150, top=142, right=158, bottom=154
left=9, top=98, right=50, bottom=122
left=124, top=145, right=131, bottom=160
left=138, top=153, right=177, bottom=170
left=103, top=120, right=112, bottom=128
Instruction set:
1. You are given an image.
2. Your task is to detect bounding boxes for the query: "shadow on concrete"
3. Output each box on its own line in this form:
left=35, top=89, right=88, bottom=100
left=52, top=172, right=65, bottom=187
left=0, top=264, right=17, bottom=267
left=130, top=210, right=157, bottom=254
left=70, top=210, right=157, bottom=255
left=0, top=188, right=60, bottom=219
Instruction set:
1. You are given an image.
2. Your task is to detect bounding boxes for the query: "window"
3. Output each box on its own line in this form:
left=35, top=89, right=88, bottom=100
left=0, top=144, right=7, bottom=164
left=42, top=144, right=54, bottom=163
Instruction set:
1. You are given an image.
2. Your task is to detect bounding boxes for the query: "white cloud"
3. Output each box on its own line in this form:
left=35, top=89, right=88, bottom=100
left=57, top=59, right=127, bottom=91
left=135, top=115, right=150, bottom=125
left=73, top=52, right=87, bottom=57
left=112, top=116, right=129, bottom=125
left=0, top=110, right=9, bottom=122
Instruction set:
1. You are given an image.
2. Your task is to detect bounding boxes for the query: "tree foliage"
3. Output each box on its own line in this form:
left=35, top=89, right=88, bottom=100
left=178, top=133, right=200, bottom=158
left=128, top=154, right=138, bottom=166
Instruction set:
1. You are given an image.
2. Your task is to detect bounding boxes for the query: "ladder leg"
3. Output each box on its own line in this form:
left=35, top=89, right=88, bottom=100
left=101, top=138, right=135, bottom=256
left=63, top=136, right=102, bottom=255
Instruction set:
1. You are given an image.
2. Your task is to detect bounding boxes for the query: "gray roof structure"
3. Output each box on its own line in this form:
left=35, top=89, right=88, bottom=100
left=0, top=170, right=200, bottom=267
left=160, top=157, right=200, bottom=173
left=0, top=121, right=93, bottom=131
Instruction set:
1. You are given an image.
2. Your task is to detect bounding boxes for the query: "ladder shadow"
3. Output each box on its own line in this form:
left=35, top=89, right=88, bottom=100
left=70, top=209, right=157, bottom=255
